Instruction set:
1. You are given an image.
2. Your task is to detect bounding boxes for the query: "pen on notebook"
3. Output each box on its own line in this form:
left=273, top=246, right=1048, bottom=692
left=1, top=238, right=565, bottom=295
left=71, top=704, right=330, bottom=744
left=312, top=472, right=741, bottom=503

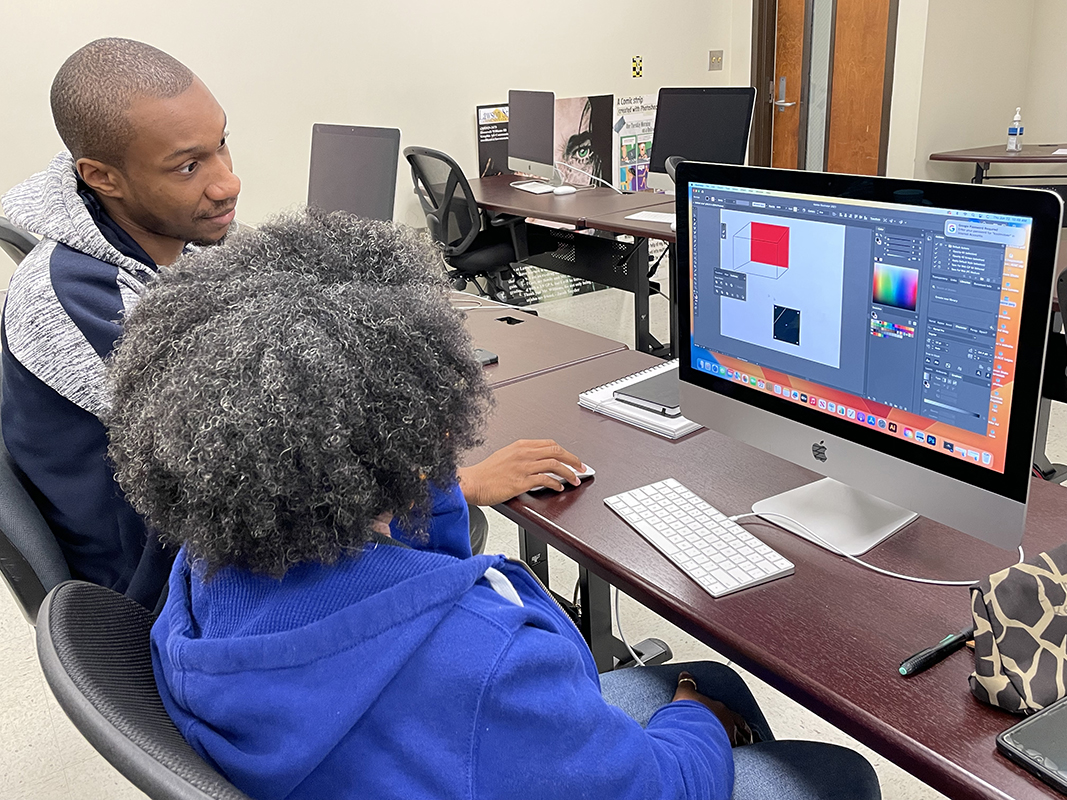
left=899, top=625, right=976, bottom=677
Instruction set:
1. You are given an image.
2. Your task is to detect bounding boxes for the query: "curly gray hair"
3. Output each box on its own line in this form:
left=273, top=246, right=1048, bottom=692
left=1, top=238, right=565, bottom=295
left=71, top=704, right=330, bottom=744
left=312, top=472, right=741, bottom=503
left=107, top=208, right=493, bottom=577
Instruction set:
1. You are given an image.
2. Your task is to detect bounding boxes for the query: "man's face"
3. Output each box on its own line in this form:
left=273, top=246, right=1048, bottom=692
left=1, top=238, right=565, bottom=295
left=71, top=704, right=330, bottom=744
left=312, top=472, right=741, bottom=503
left=116, top=79, right=241, bottom=246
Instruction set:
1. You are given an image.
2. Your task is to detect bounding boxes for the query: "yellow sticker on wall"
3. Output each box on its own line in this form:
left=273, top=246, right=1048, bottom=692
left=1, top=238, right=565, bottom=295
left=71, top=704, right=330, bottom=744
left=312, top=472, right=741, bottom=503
left=632, top=56, right=643, bottom=78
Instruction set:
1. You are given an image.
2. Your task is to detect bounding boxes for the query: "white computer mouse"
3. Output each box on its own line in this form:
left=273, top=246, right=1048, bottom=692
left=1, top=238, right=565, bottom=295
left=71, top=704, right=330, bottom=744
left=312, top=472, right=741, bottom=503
left=553, top=185, right=578, bottom=195
left=528, top=463, right=595, bottom=491
left=670, top=220, right=677, bottom=231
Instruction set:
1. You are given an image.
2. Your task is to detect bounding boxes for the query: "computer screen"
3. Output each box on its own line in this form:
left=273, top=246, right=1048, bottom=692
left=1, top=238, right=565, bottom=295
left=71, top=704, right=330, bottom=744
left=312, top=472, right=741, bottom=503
left=676, top=162, right=1061, bottom=554
left=508, top=90, right=557, bottom=182
left=308, top=124, right=401, bottom=222
left=647, top=87, right=756, bottom=191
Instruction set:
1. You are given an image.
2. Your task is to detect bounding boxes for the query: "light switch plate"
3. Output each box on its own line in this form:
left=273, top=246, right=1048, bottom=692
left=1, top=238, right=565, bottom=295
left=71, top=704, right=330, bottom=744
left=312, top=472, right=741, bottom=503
left=708, top=50, right=724, bottom=71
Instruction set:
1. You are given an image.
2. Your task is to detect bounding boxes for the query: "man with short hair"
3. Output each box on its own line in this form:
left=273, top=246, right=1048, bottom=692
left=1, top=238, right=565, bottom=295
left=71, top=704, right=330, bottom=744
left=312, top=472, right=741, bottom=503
left=2, top=38, right=583, bottom=609
left=2, top=38, right=240, bottom=608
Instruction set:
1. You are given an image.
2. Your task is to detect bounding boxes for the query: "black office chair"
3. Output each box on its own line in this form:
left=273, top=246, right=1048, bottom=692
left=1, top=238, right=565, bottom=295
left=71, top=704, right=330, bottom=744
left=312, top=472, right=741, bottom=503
left=404, top=146, right=528, bottom=302
left=36, top=580, right=253, bottom=800
left=0, top=357, right=71, bottom=624
left=0, top=216, right=38, bottom=264
left=665, top=155, right=684, bottom=183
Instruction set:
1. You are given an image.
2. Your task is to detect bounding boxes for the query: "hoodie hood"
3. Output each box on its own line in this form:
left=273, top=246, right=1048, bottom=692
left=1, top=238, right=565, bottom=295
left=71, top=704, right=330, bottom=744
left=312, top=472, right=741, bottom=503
left=1, top=152, right=158, bottom=417
left=153, top=545, right=508, bottom=799
left=2, top=151, right=151, bottom=277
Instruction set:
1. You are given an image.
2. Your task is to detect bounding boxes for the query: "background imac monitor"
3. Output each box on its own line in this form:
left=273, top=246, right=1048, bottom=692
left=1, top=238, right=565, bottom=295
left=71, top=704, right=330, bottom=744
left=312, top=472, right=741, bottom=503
left=647, top=87, right=757, bottom=192
left=676, top=161, right=1062, bottom=554
left=507, top=90, right=558, bottom=184
left=308, top=124, right=401, bottom=222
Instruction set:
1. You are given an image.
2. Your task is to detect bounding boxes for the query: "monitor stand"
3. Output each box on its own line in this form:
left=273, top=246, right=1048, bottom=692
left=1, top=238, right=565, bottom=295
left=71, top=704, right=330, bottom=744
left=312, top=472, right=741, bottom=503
left=751, top=477, right=918, bottom=556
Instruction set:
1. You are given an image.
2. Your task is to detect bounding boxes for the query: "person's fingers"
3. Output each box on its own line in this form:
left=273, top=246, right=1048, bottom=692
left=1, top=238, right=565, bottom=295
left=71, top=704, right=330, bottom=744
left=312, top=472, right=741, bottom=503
left=677, top=671, right=698, bottom=690
left=530, top=474, right=566, bottom=493
left=553, top=445, right=584, bottom=472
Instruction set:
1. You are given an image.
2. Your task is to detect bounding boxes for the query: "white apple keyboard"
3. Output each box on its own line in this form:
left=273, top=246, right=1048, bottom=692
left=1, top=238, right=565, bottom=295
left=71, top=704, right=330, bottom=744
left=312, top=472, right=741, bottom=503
left=529, top=463, right=595, bottom=491
left=604, top=478, right=794, bottom=598
left=511, top=181, right=555, bottom=195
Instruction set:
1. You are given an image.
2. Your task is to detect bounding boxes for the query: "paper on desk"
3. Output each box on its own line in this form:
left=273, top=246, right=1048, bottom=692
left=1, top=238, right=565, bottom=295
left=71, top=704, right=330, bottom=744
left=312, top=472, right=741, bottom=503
left=1053, top=148, right=1067, bottom=155
left=624, top=211, right=675, bottom=224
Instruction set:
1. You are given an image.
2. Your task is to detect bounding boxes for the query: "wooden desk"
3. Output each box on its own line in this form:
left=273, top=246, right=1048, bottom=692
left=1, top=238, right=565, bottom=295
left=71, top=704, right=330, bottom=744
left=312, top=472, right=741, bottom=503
left=471, top=348, right=1067, bottom=800
left=584, top=200, right=676, bottom=243
left=468, top=174, right=667, bottom=226
left=930, top=144, right=1067, bottom=184
left=458, top=298, right=626, bottom=388
left=467, top=176, right=673, bottom=355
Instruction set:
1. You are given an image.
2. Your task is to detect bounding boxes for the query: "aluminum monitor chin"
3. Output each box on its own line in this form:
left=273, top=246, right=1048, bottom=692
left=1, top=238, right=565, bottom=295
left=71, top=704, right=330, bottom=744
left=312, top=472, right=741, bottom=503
left=675, top=161, right=1062, bottom=554
left=507, top=90, right=557, bottom=183
left=646, top=87, right=756, bottom=193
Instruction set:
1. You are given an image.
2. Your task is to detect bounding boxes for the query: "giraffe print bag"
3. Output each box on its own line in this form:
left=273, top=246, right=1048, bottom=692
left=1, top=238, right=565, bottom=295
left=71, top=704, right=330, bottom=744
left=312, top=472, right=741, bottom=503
left=969, top=543, right=1067, bottom=714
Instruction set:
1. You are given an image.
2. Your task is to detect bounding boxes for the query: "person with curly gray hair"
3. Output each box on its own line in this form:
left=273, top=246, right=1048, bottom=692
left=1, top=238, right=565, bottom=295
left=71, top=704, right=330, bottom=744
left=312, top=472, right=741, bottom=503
left=109, top=210, right=880, bottom=800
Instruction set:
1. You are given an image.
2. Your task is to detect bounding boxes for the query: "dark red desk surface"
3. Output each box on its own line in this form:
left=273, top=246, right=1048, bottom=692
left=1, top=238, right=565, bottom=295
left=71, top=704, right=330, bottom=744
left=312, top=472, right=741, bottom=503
left=930, top=144, right=1067, bottom=164
left=466, top=348, right=1067, bottom=800
left=459, top=298, right=626, bottom=388
left=468, top=174, right=668, bottom=227
left=585, top=200, right=677, bottom=242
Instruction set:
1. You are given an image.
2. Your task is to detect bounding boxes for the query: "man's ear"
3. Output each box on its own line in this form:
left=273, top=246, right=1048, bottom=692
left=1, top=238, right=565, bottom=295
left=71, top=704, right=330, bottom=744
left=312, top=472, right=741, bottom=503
left=76, top=158, right=125, bottom=199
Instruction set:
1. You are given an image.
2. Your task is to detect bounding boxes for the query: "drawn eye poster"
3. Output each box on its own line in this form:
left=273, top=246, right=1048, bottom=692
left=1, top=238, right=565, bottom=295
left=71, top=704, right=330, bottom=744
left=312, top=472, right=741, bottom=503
left=553, top=95, right=613, bottom=188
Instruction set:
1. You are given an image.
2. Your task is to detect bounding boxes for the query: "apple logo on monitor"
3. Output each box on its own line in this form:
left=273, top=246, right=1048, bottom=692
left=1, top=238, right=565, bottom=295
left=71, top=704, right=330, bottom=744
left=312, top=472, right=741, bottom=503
left=812, top=441, right=827, bottom=462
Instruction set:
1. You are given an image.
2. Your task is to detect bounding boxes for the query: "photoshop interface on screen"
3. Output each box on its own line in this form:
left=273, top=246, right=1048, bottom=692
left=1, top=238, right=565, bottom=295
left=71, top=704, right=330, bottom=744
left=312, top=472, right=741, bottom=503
left=689, top=182, right=1031, bottom=470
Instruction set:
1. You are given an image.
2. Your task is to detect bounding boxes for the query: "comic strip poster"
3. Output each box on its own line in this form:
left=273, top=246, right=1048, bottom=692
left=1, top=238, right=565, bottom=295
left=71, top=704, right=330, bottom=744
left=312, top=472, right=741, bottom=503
left=614, top=94, right=657, bottom=192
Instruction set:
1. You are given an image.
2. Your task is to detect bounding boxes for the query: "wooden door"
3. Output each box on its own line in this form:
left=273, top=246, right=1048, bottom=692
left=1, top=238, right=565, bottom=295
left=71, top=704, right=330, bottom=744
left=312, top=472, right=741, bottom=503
left=770, top=0, right=805, bottom=169
left=751, top=0, right=897, bottom=175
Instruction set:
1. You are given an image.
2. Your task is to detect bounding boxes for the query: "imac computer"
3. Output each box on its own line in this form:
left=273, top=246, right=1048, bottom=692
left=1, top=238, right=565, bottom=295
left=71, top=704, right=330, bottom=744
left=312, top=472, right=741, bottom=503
left=647, top=87, right=756, bottom=192
left=507, top=90, right=561, bottom=187
left=308, top=124, right=401, bottom=222
left=675, top=161, right=1062, bottom=555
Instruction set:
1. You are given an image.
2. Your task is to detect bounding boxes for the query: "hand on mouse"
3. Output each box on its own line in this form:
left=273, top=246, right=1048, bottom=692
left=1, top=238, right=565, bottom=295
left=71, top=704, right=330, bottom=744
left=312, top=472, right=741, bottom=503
left=458, top=439, right=584, bottom=506
left=672, top=672, right=755, bottom=747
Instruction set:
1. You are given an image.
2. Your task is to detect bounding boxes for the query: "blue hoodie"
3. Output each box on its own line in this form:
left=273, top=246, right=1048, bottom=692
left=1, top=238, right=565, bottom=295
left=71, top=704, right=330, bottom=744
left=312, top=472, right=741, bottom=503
left=152, top=483, right=733, bottom=799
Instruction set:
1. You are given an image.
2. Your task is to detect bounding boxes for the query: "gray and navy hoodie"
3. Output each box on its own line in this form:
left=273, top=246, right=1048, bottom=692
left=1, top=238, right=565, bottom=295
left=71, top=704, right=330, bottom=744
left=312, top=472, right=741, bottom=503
left=1, top=151, right=172, bottom=608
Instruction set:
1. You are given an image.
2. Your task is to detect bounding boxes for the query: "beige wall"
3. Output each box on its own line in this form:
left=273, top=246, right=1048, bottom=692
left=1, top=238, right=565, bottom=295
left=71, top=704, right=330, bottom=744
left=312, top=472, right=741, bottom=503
left=0, top=0, right=740, bottom=238
left=1024, top=0, right=1067, bottom=144
left=884, top=0, right=929, bottom=178
left=906, top=0, right=1038, bottom=182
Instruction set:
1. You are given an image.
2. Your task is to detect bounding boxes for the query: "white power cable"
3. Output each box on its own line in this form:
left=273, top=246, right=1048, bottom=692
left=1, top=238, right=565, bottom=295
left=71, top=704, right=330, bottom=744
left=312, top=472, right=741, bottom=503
left=613, top=586, right=646, bottom=666
left=554, top=161, right=624, bottom=194
left=729, top=511, right=1024, bottom=587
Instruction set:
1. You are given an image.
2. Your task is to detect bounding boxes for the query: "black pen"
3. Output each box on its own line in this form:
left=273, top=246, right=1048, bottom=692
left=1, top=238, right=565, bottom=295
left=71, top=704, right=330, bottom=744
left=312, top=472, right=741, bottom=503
left=899, top=625, right=976, bottom=677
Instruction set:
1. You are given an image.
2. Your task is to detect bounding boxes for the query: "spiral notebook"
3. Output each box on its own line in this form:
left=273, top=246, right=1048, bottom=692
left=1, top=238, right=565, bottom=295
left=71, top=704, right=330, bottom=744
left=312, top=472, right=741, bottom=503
left=578, top=360, right=703, bottom=439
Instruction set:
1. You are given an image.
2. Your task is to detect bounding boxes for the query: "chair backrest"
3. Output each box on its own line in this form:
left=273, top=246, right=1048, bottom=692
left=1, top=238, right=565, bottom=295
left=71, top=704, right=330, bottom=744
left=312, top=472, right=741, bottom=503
left=0, top=216, right=38, bottom=265
left=36, top=581, right=253, bottom=800
left=403, top=147, right=482, bottom=256
left=665, top=156, right=684, bottom=183
left=0, top=357, right=71, bottom=625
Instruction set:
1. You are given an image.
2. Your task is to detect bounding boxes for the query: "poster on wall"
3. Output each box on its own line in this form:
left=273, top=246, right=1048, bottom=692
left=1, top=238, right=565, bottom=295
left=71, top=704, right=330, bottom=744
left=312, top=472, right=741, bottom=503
left=553, top=94, right=614, bottom=188
left=476, top=104, right=512, bottom=177
left=614, top=94, right=657, bottom=192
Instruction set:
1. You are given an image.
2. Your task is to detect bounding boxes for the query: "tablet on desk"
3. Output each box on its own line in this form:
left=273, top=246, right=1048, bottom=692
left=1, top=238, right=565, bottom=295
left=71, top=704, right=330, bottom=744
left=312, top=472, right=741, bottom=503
left=613, top=370, right=681, bottom=417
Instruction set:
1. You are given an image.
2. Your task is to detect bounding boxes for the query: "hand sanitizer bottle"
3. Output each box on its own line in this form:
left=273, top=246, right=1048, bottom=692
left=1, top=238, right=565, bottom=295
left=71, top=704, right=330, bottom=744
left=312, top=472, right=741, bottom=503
left=1007, top=108, right=1024, bottom=152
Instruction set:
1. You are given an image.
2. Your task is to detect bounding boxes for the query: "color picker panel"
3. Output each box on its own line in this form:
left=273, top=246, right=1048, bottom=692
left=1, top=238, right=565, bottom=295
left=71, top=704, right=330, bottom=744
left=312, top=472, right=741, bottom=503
left=872, top=264, right=919, bottom=311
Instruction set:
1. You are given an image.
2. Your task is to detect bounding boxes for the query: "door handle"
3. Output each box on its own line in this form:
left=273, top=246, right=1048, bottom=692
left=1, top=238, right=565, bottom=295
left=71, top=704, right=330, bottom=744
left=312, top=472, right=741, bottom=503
left=773, top=76, right=796, bottom=111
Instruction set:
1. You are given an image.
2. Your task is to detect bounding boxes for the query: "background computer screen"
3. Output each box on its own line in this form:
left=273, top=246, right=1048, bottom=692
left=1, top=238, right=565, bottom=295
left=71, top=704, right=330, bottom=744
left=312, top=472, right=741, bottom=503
left=308, top=124, right=401, bottom=222
left=648, top=87, right=756, bottom=175
left=676, top=163, right=1061, bottom=550
left=508, top=90, right=555, bottom=169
